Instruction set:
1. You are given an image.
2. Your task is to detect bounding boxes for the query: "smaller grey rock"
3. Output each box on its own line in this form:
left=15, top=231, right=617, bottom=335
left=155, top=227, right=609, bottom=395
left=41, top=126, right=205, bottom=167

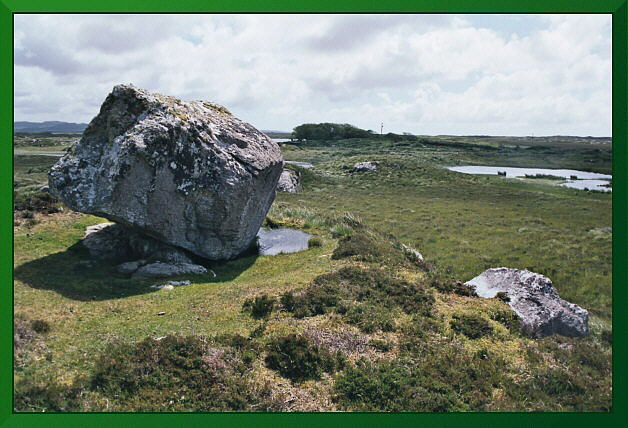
left=150, top=284, right=174, bottom=290
left=465, top=268, right=589, bottom=338
left=352, top=161, right=379, bottom=172
left=150, top=279, right=192, bottom=290
left=589, top=227, right=612, bottom=233
left=38, top=185, right=50, bottom=193
left=148, top=247, right=193, bottom=264
left=132, top=262, right=208, bottom=279
left=83, top=223, right=132, bottom=261
left=115, top=260, right=145, bottom=274
left=277, top=169, right=302, bottom=193
left=76, top=260, right=96, bottom=268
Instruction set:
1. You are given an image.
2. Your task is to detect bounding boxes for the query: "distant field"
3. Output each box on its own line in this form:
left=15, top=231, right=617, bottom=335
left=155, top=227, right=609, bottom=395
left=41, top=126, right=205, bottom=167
left=427, top=134, right=611, bottom=151
left=279, top=137, right=612, bottom=318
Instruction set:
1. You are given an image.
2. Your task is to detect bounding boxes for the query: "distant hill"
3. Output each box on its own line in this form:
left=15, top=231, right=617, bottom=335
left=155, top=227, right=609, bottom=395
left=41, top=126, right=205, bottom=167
left=14, top=121, right=88, bottom=133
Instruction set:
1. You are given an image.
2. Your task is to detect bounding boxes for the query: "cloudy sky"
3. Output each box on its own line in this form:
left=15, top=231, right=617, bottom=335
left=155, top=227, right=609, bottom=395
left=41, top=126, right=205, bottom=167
left=14, top=14, right=611, bottom=136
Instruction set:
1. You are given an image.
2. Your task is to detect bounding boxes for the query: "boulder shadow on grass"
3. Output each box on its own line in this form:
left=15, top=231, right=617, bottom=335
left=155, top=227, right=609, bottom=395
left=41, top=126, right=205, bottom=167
left=14, top=242, right=258, bottom=302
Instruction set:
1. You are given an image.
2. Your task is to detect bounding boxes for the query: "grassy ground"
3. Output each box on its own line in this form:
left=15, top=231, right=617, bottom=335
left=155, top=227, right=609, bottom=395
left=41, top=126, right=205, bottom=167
left=13, top=135, right=612, bottom=412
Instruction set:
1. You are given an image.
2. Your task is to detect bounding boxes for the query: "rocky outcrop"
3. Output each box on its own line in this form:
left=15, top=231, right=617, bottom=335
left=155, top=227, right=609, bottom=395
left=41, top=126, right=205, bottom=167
left=49, top=84, right=283, bottom=260
left=465, top=268, right=589, bottom=338
left=352, top=161, right=378, bottom=172
left=277, top=169, right=302, bottom=193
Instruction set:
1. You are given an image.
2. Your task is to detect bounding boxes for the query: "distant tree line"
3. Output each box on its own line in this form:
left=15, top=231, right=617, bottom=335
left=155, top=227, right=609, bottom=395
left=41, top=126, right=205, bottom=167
left=291, top=123, right=421, bottom=142
left=292, top=123, right=372, bottom=141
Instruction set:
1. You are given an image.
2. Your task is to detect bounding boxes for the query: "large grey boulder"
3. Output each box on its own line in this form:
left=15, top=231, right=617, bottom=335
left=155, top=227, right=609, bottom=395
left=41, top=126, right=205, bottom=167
left=465, top=268, right=589, bottom=338
left=49, top=84, right=283, bottom=260
left=277, top=169, right=302, bottom=193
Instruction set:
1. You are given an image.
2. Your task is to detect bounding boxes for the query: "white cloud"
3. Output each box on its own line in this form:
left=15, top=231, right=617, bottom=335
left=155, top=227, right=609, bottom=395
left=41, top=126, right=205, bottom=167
left=14, top=14, right=611, bottom=136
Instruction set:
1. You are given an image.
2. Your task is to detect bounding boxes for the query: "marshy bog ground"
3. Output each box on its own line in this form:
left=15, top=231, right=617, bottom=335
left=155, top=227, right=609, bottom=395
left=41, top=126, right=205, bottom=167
left=13, top=133, right=612, bottom=412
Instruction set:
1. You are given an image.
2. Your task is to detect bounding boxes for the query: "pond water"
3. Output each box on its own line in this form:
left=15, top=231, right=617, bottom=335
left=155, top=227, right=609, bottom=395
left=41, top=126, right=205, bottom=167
left=285, top=161, right=314, bottom=169
left=257, top=228, right=311, bottom=256
left=271, top=138, right=293, bottom=143
left=446, top=165, right=612, bottom=192
left=13, top=152, right=63, bottom=157
left=560, top=180, right=612, bottom=192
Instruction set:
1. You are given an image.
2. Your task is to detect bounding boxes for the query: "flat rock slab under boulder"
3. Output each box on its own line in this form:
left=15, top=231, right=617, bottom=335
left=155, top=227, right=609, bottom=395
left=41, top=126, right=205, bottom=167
left=277, top=169, right=302, bottom=193
left=132, top=262, right=207, bottom=279
left=83, top=222, right=192, bottom=264
left=465, top=268, right=589, bottom=338
left=83, top=222, right=208, bottom=277
left=49, top=84, right=283, bottom=260
left=352, top=161, right=378, bottom=172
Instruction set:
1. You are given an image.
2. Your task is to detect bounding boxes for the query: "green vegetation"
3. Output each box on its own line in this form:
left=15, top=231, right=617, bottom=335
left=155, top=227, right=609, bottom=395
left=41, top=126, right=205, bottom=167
left=242, top=295, right=276, bottom=319
left=450, top=313, right=494, bottom=339
left=524, top=174, right=566, bottom=180
left=14, top=191, right=61, bottom=215
left=280, top=265, right=434, bottom=324
left=333, top=355, right=499, bottom=412
left=292, top=123, right=372, bottom=141
left=265, top=334, right=344, bottom=382
left=13, top=133, right=611, bottom=412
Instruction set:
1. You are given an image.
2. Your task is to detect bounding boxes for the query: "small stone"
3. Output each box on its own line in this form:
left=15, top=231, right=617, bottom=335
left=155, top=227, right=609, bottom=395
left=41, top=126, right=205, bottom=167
left=116, top=260, right=143, bottom=274
left=352, top=161, right=378, bottom=172
left=150, top=284, right=173, bottom=290
left=156, top=312, right=166, bottom=316
left=76, top=260, right=97, bottom=268
left=401, top=244, right=424, bottom=261
left=589, top=227, right=612, bottom=233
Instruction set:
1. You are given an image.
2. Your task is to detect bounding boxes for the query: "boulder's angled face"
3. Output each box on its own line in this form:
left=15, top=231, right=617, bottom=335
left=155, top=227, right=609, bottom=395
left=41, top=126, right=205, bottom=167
left=49, top=84, right=283, bottom=260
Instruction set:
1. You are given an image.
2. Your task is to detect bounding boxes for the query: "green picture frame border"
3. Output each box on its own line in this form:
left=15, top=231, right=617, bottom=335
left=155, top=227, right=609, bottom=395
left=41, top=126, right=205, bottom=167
left=2, top=1, right=625, bottom=427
